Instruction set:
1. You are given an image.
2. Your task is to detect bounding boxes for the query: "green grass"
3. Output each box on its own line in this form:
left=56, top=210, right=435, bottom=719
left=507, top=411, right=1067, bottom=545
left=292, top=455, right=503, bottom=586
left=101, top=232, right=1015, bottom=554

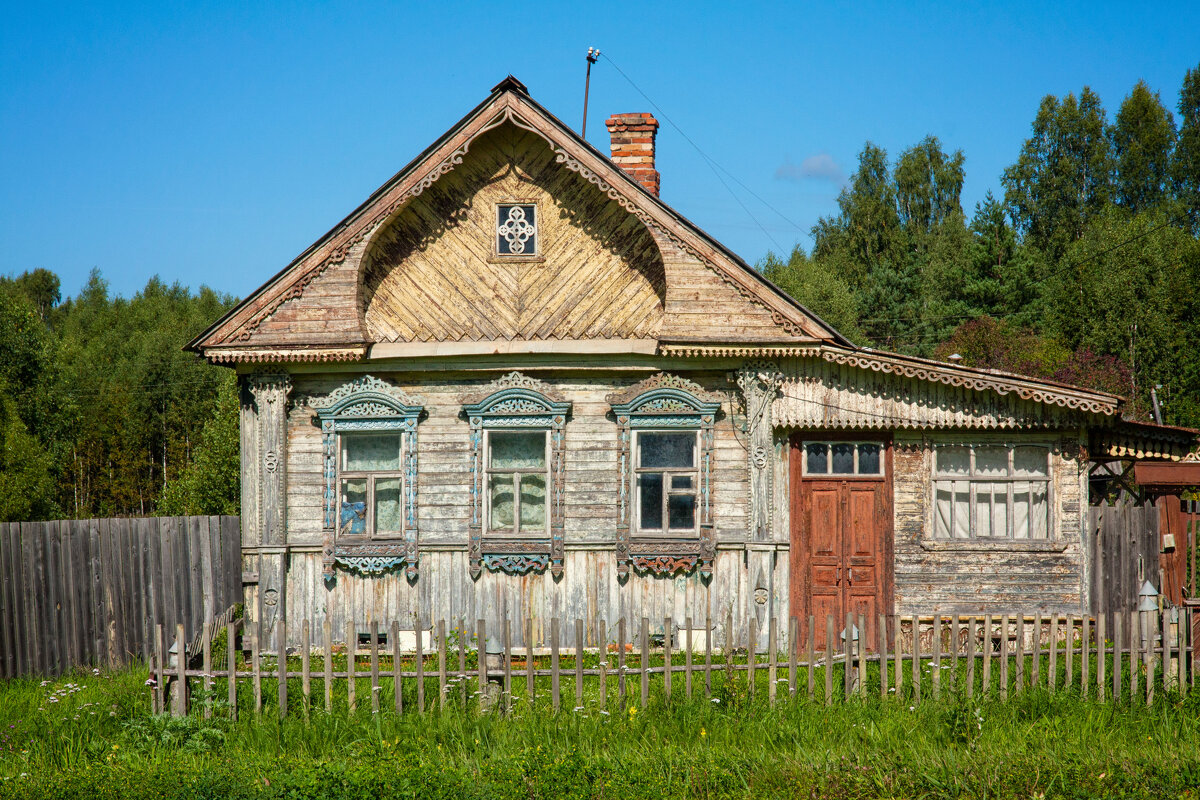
left=3, top=660, right=1200, bottom=799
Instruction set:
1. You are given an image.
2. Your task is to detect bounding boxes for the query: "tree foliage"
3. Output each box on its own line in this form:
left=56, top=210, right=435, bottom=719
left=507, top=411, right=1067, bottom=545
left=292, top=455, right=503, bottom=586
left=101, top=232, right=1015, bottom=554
left=764, top=63, right=1200, bottom=427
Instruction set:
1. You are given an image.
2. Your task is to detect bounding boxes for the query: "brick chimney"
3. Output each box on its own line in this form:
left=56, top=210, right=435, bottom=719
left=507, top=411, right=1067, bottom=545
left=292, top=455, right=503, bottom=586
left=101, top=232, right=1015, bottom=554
left=605, top=113, right=660, bottom=196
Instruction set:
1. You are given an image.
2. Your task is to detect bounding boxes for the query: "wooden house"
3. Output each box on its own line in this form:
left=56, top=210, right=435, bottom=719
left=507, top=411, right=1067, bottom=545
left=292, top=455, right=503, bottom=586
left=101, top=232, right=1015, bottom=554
left=188, top=76, right=1198, bottom=649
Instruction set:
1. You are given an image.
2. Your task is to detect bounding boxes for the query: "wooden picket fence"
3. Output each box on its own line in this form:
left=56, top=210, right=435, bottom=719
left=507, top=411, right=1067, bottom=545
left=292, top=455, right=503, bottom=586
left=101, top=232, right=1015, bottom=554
left=152, top=608, right=1199, bottom=717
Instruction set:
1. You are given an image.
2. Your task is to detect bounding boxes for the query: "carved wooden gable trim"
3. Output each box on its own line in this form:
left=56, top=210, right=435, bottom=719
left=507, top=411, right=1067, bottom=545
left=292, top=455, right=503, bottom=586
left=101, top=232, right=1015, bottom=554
left=462, top=372, right=571, bottom=579
left=607, top=373, right=723, bottom=580
left=188, top=81, right=839, bottom=357
left=310, top=376, right=425, bottom=581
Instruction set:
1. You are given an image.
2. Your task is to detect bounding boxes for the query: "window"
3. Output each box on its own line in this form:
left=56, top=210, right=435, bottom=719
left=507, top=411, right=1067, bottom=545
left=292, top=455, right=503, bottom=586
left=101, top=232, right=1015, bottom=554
left=496, top=204, right=537, bottom=256
left=338, top=433, right=405, bottom=537
left=462, top=372, right=571, bottom=578
left=311, top=375, right=424, bottom=581
left=486, top=430, right=549, bottom=535
left=803, top=441, right=883, bottom=476
left=635, top=431, right=699, bottom=533
left=933, top=443, right=1050, bottom=540
left=608, top=373, right=723, bottom=579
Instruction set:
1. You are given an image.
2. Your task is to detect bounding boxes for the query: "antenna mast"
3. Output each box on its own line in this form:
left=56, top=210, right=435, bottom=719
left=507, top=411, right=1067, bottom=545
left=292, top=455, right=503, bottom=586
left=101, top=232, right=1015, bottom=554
left=582, top=47, right=600, bottom=138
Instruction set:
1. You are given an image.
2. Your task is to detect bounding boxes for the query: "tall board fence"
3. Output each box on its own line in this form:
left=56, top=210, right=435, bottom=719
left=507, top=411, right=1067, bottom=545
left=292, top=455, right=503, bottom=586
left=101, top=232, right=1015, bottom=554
left=1089, top=503, right=1160, bottom=634
left=153, top=609, right=1199, bottom=719
left=0, top=516, right=241, bottom=678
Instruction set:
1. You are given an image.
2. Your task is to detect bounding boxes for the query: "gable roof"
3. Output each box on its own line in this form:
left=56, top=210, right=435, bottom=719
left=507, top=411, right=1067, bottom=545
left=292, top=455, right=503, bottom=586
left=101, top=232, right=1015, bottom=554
left=187, top=76, right=850, bottom=355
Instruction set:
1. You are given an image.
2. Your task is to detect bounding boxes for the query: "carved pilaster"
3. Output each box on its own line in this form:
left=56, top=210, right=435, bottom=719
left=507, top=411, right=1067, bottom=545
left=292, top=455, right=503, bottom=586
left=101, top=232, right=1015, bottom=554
left=737, top=362, right=782, bottom=647
left=248, top=371, right=292, bottom=647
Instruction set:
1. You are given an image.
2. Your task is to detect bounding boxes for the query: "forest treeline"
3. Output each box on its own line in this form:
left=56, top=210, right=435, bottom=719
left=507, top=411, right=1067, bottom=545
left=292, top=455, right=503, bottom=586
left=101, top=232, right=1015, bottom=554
left=2, top=66, right=1200, bottom=521
left=762, top=66, right=1200, bottom=426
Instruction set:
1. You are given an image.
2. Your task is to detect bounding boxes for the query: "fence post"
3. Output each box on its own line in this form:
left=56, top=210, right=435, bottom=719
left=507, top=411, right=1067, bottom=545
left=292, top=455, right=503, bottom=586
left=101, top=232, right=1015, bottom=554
left=640, top=616, right=649, bottom=709
left=1097, top=614, right=1106, bottom=702
left=1129, top=610, right=1138, bottom=701
left=476, top=619, right=487, bottom=713
left=663, top=617, right=672, bottom=702
left=824, top=614, right=834, bottom=706
left=391, top=620, right=402, bottom=714
left=1081, top=616, right=1090, bottom=699
left=911, top=615, right=921, bottom=705
left=323, top=619, right=332, bottom=712
left=1113, top=613, right=1123, bottom=702
left=154, top=623, right=164, bottom=714
left=414, top=615, right=424, bottom=714
left=174, top=623, right=186, bottom=717
left=1015, top=614, right=1024, bottom=693
left=966, top=617, right=976, bottom=698
left=227, top=620, right=238, bottom=720
left=526, top=618, right=535, bottom=710
left=1162, top=608, right=1173, bottom=693
left=999, top=614, right=1009, bottom=700
left=202, top=624, right=213, bottom=720
left=789, top=616, right=798, bottom=699
left=1048, top=615, right=1058, bottom=693
left=369, top=620, right=380, bottom=714
left=577, top=619, right=586, bottom=709
left=438, top=621, right=447, bottom=711
left=749, top=617, right=757, bottom=702
left=704, top=608, right=712, bottom=697
left=685, top=616, right=694, bottom=699
left=878, top=613, right=888, bottom=699
left=552, top=618, right=561, bottom=713
left=301, top=619, right=310, bottom=720
left=1031, top=612, right=1041, bottom=689
left=597, top=618, right=605, bottom=709
left=982, top=614, right=992, bottom=696
left=346, top=620, right=356, bottom=713
left=768, top=617, right=777, bottom=706
left=252, top=617, right=262, bottom=715
left=278, top=618, right=288, bottom=717
left=808, top=615, right=816, bottom=700
left=504, top=618, right=512, bottom=714
left=931, top=615, right=941, bottom=701
left=617, top=617, right=626, bottom=708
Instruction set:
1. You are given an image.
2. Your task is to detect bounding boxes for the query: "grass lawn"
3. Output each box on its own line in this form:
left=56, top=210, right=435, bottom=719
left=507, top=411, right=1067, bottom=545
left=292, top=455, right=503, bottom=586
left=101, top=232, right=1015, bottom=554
left=2, top=662, right=1200, bottom=799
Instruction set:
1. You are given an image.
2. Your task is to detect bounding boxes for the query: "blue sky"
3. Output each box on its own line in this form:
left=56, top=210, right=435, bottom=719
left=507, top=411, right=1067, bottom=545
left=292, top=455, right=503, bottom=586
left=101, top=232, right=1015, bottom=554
left=2, top=1, right=1198, bottom=301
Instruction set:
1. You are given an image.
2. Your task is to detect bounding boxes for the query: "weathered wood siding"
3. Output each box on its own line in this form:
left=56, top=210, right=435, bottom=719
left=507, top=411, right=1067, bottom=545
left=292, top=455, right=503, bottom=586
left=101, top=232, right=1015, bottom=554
left=891, top=431, right=1089, bottom=614
left=272, top=368, right=786, bottom=645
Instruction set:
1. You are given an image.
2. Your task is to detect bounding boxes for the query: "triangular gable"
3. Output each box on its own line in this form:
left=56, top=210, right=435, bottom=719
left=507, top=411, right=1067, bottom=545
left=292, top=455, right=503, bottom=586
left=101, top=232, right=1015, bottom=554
left=188, top=77, right=848, bottom=357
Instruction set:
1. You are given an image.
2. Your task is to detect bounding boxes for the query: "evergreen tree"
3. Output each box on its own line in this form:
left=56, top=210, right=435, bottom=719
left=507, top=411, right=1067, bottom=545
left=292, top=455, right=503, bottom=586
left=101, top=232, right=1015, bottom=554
left=159, top=375, right=241, bottom=516
left=759, top=246, right=865, bottom=343
left=1175, top=63, right=1200, bottom=232
left=1002, top=88, right=1114, bottom=259
left=1111, top=80, right=1177, bottom=213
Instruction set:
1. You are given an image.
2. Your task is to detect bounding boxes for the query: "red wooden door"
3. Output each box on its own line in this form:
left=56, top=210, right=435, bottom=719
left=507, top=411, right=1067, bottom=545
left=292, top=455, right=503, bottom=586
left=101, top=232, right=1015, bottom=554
left=790, top=436, right=893, bottom=651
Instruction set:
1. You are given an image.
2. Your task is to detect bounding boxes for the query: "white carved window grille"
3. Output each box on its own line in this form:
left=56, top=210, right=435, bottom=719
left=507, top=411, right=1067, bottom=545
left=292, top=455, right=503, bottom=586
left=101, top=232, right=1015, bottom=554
left=634, top=431, right=699, bottom=535
left=933, top=443, right=1051, bottom=540
left=496, top=204, right=537, bottom=256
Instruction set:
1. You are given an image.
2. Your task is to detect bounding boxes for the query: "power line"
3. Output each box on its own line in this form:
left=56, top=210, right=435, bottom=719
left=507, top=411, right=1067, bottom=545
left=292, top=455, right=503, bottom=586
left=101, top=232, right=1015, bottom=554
left=600, top=54, right=797, bottom=255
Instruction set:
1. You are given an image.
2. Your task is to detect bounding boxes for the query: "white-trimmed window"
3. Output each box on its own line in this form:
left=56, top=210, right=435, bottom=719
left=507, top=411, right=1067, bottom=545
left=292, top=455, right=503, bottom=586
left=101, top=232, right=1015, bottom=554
left=634, top=431, right=699, bottom=534
left=933, top=444, right=1051, bottom=540
left=485, top=430, right=549, bottom=535
left=802, top=441, right=883, bottom=476
left=338, top=432, right=406, bottom=538
left=496, top=204, right=537, bottom=256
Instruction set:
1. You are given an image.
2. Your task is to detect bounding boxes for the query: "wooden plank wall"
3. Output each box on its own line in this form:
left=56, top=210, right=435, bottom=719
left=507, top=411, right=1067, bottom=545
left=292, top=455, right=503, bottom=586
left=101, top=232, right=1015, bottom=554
left=0, top=515, right=241, bottom=678
left=1089, top=503, right=1160, bottom=643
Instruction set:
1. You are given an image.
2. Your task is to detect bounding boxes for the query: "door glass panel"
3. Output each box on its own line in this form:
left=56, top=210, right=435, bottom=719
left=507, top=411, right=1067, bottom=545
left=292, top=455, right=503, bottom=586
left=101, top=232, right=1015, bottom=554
left=638, top=473, right=663, bottom=529
left=343, top=434, right=401, bottom=471
left=488, top=475, right=515, bottom=530
left=831, top=443, right=854, bottom=474
left=519, top=474, right=546, bottom=530
left=489, top=431, right=546, bottom=470
left=857, top=444, right=881, bottom=474
left=375, top=478, right=402, bottom=533
left=806, top=444, right=828, bottom=474
left=638, top=432, right=694, bottom=469
left=1013, top=446, right=1049, bottom=477
left=670, top=475, right=693, bottom=490
left=668, top=494, right=696, bottom=530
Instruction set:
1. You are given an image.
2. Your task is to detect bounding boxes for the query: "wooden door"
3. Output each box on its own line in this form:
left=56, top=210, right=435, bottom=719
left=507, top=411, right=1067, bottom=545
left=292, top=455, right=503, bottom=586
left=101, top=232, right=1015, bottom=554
left=790, top=435, right=893, bottom=651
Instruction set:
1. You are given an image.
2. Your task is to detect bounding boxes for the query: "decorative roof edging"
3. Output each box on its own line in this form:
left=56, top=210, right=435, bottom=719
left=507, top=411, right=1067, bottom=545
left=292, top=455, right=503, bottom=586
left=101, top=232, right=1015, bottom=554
left=205, top=346, right=367, bottom=364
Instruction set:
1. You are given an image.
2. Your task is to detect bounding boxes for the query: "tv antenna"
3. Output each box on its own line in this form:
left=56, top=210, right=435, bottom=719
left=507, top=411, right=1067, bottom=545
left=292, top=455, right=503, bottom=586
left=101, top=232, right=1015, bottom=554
left=582, top=47, right=600, bottom=139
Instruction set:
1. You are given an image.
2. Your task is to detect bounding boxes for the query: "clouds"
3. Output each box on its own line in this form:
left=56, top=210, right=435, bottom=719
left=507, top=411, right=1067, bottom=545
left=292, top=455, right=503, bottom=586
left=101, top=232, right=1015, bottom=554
left=775, top=153, right=843, bottom=183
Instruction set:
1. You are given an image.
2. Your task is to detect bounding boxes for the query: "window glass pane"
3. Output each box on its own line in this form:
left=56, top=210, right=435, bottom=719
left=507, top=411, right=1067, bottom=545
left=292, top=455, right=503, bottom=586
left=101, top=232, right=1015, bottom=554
left=1013, top=484, right=1031, bottom=540
left=671, top=475, right=693, bottom=490
left=488, top=475, right=515, bottom=530
left=937, top=445, right=969, bottom=476
left=375, top=477, right=403, bottom=534
left=857, top=444, right=881, bottom=474
left=489, top=431, right=546, bottom=470
left=519, top=474, right=546, bottom=530
left=975, top=446, right=1008, bottom=477
left=343, top=434, right=401, bottom=471
left=638, top=473, right=663, bottom=530
left=974, top=483, right=1008, bottom=536
left=1016, top=483, right=1050, bottom=540
left=339, top=479, right=367, bottom=535
left=638, top=432, right=694, bottom=469
left=668, top=494, right=696, bottom=530
left=806, top=444, right=828, bottom=474
left=936, top=481, right=971, bottom=538
left=831, top=443, right=855, bottom=474
left=1013, top=446, right=1049, bottom=477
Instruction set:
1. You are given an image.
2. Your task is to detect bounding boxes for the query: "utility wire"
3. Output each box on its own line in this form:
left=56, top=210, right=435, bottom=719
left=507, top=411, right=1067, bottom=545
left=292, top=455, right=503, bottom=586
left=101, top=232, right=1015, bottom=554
left=601, top=54, right=796, bottom=255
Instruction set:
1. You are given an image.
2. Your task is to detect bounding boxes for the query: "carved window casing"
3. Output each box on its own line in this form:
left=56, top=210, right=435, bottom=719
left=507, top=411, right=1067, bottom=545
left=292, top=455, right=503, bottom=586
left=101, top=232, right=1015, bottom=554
left=311, top=376, right=424, bottom=581
left=932, top=442, right=1053, bottom=541
left=608, top=373, right=723, bottom=579
left=463, top=372, right=570, bottom=578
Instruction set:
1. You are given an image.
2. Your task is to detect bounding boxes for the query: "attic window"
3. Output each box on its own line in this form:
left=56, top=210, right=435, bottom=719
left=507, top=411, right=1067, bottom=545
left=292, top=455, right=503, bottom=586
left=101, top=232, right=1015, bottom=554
left=496, top=204, right=537, bottom=256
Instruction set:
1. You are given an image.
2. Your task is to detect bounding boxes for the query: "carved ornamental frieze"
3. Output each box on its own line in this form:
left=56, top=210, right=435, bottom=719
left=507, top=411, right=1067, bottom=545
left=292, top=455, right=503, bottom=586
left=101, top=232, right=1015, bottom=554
left=310, top=375, right=424, bottom=582
left=607, top=373, right=723, bottom=580
left=462, top=372, right=571, bottom=580
left=736, top=362, right=783, bottom=542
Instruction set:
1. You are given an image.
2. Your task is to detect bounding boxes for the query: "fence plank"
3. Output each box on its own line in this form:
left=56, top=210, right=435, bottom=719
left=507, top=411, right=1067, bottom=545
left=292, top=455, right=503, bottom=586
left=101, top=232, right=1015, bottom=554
left=892, top=614, right=902, bottom=697
left=808, top=615, right=816, bottom=700
left=999, top=614, right=1009, bottom=700
left=931, top=615, right=941, bottom=700
left=414, top=615, right=424, bottom=713
left=768, top=617, right=777, bottom=707
left=982, top=615, right=992, bottom=695
left=789, top=616, right=798, bottom=699
left=175, top=623, right=187, bottom=717
left=857, top=613, right=867, bottom=697
left=967, top=617, right=976, bottom=698
left=639, top=617, right=648, bottom=709
left=1129, top=609, right=1138, bottom=701
left=1081, top=616, right=1090, bottom=698
left=526, top=618, right=536, bottom=710
left=461, top=619, right=469, bottom=709
left=686, top=616, right=694, bottom=699
left=1113, top=613, right=1123, bottom=701
left=704, top=609, right=712, bottom=696
left=1032, top=613, right=1041, bottom=689
left=154, top=623, right=164, bottom=713
left=618, top=617, right=626, bottom=708
left=504, top=618, right=512, bottom=713
left=227, top=620, right=237, bottom=721
left=437, top=621, right=447, bottom=711
left=279, top=618, right=289, bottom=717
left=878, top=613, right=888, bottom=699
left=1065, top=615, right=1074, bottom=688
left=1162, top=608, right=1172, bottom=693
left=253, top=616, right=262, bottom=715
left=202, top=624, right=213, bottom=720
left=552, top=618, right=562, bottom=712
left=324, top=620, right=333, bottom=712
left=301, top=620, right=311, bottom=720
left=1015, top=614, right=1025, bottom=693
left=577, top=619, right=586, bottom=709
left=346, top=620, right=356, bottom=713
left=392, top=620, right=402, bottom=714
left=824, top=614, right=834, bottom=706
left=842, top=613, right=850, bottom=701
left=1097, top=614, right=1106, bottom=701
left=749, top=616, right=757, bottom=701
left=911, top=614, right=921, bottom=704
left=477, top=619, right=487, bottom=713
left=369, top=620, right=380, bottom=714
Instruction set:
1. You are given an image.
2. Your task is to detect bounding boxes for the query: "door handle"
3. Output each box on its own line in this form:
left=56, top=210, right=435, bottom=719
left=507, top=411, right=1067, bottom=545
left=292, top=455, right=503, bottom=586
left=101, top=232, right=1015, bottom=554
left=835, top=565, right=841, bottom=585
left=846, top=567, right=853, bottom=586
